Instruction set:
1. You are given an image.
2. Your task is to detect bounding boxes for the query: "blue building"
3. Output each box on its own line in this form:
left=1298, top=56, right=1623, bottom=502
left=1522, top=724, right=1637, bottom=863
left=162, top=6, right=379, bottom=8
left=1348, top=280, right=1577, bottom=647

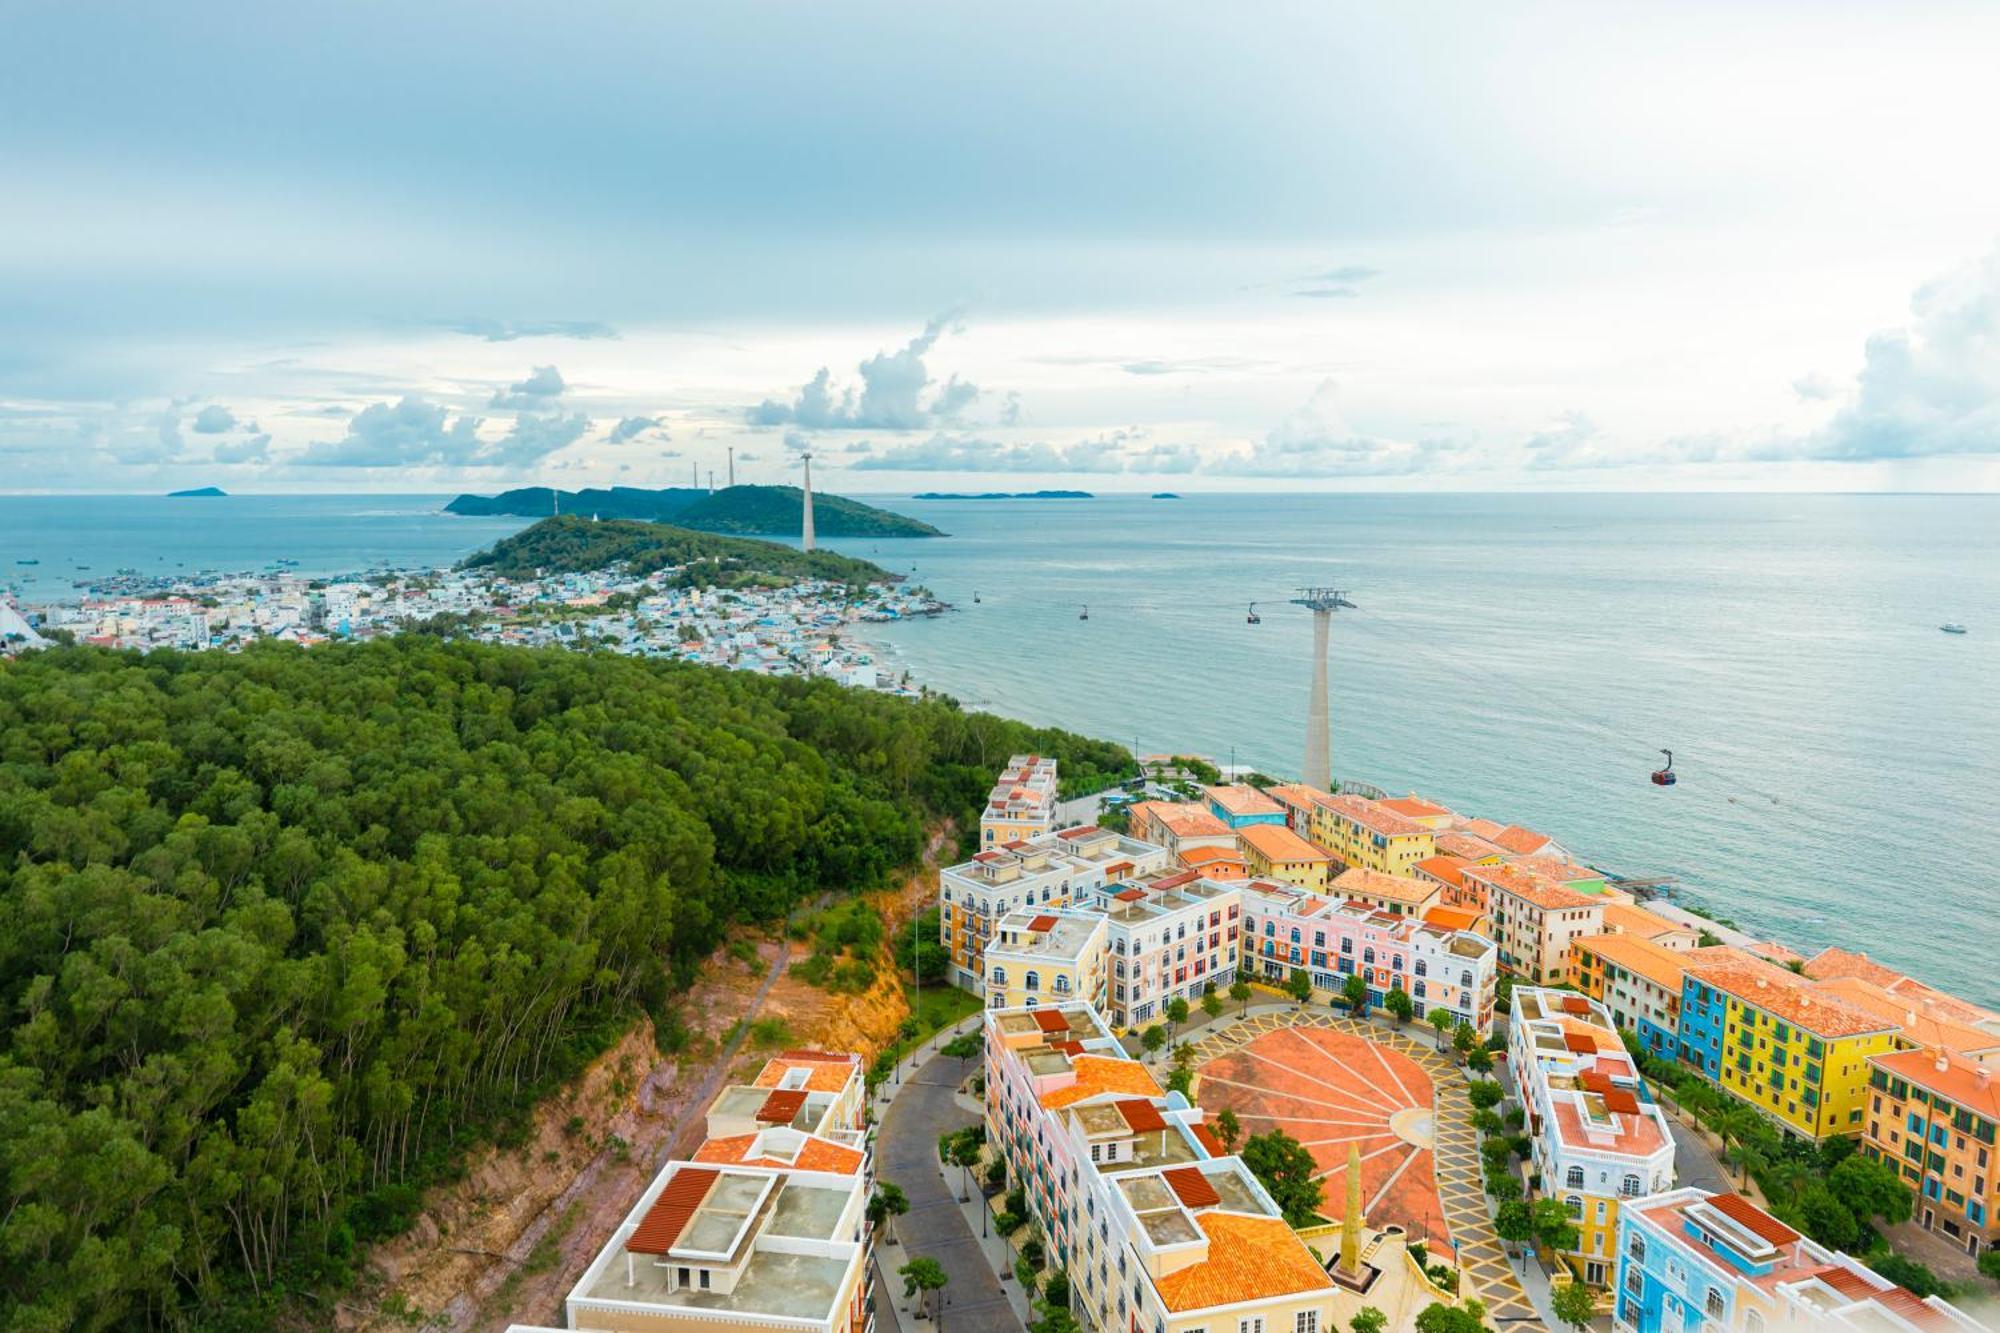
left=1202, top=783, right=1289, bottom=829
left=1614, top=1187, right=1983, bottom=1333
left=1676, top=971, right=1728, bottom=1078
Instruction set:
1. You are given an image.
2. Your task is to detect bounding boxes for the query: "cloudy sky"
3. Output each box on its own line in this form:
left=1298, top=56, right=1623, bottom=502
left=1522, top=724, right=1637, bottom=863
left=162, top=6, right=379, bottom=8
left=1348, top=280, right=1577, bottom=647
left=6, top=2, right=2000, bottom=493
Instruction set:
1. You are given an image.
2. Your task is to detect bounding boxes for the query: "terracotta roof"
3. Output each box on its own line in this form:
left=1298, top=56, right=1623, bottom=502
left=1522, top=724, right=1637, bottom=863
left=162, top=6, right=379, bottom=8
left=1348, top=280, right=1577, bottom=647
left=627, top=1166, right=718, bottom=1255
left=1203, top=784, right=1285, bottom=817
left=1422, top=905, right=1483, bottom=933
left=694, top=1134, right=866, bottom=1175
left=1573, top=933, right=1690, bottom=992
left=1040, top=1055, right=1163, bottom=1110
left=1380, top=794, right=1453, bottom=820
left=1563, top=1031, right=1599, bottom=1054
left=1685, top=960, right=1895, bottom=1039
left=1031, top=1009, right=1070, bottom=1033
left=1027, top=913, right=1058, bottom=931
left=775, top=1048, right=853, bottom=1065
left=1465, top=860, right=1599, bottom=911
left=1331, top=866, right=1440, bottom=905
left=755, top=1055, right=858, bottom=1093
left=1320, top=793, right=1428, bottom=837
left=1154, top=1212, right=1334, bottom=1312
left=1163, top=1166, right=1221, bottom=1208
left=1805, top=947, right=1998, bottom=1026
left=1131, top=801, right=1234, bottom=839
left=1236, top=822, right=1333, bottom=864
left=1870, top=1047, right=2000, bottom=1118
left=1805, top=1266, right=1955, bottom=1331
left=1189, top=1122, right=1226, bottom=1156
left=1179, top=845, right=1247, bottom=867
left=1491, top=825, right=1552, bottom=856
left=1601, top=902, right=1691, bottom=940
left=1460, top=817, right=1508, bottom=840
left=1813, top=977, right=2000, bottom=1057
left=1265, top=782, right=1335, bottom=811
left=1114, top=888, right=1146, bottom=902
left=1414, top=855, right=1468, bottom=888
left=1704, top=1191, right=1801, bottom=1246
left=757, top=1088, right=808, bottom=1124
left=1115, top=1098, right=1168, bottom=1133
left=1435, top=831, right=1505, bottom=862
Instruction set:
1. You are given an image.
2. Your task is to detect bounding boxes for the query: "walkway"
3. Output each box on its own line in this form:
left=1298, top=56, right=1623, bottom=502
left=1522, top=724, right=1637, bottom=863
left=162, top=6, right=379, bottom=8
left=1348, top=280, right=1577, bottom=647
left=872, top=1021, right=1025, bottom=1333
left=1185, top=1010, right=1549, bottom=1332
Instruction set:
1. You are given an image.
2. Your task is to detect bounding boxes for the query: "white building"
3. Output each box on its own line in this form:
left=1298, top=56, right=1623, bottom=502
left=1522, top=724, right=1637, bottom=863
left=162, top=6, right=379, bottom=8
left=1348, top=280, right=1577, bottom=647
left=1077, top=870, right=1243, bottom=1030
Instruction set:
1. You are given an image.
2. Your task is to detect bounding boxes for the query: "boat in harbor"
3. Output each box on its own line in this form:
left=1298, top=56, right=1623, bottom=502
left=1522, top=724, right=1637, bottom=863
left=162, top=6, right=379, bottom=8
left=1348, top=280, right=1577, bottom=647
left=1940, top=622, right=1968, bottom=634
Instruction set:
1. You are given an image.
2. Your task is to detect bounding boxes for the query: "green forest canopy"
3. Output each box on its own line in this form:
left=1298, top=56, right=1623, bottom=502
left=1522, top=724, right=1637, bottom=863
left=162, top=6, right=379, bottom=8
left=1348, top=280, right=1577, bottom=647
left=459, top=514, right=890, bottom=586
left=0, top=640, right=1132, bottom=1329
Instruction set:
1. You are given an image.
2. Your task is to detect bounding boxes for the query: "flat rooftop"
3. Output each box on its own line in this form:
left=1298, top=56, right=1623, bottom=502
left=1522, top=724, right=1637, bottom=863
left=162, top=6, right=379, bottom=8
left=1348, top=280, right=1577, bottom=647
left=584, top=1246, right=850, bottom=1320
left=765, top=1182, right=851, bottom=1242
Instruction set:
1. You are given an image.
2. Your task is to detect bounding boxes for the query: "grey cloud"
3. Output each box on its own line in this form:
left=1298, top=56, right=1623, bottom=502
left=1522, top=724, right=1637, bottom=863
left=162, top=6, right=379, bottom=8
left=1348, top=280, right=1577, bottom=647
left=751, top=311, right=977, bottom=430
left=449, top=318, right=618, bottom=342
left=301, top=396, right=485, bottom=466
left=192, top=404, right=237, bottom=433
left=1000, top=390, right=1023, bottom=425
left=1210, top=381, right=1456, bottom=477
left=845, top=440, right=874, bottom=454
left=1521, top=411, right=1603, bottom=470
left=490, top=364, right=567, bottom=408
left=213, top=432, right=272, bottom=464
left=487, top=410, right=591, bottom=467
left=609, top=414, right=664, bottom=443
left=1307, top=265, right=1380, bottom=283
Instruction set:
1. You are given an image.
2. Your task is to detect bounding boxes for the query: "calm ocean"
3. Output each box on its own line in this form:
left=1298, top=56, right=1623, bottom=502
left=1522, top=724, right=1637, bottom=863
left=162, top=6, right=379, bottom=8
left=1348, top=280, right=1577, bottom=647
left=5, top=492, right=1996, bottom=1006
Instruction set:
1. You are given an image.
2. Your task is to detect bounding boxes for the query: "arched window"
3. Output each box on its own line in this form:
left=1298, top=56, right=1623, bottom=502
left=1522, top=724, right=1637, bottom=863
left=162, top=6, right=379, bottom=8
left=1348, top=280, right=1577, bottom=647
left=1566, top=1195, right=1584, bottom=1220
left=991, top=967, right=1008, bottom=987
left=1621, top=1173, right=1642, bottom=1198
left=1628, top=1234, right=1645, bottom=1264
left=1414, top=980, right=1427, bottom=999
left=1054, top=975, right=1071, bottom=994
left=1566, top=1165, right=1585, bottom=1190
left=1290, top=928, right=1301, bottom=943
left=1025, top=970, right=1041, bottom=992
left=1705, top=1289, right=1726, bottom=1320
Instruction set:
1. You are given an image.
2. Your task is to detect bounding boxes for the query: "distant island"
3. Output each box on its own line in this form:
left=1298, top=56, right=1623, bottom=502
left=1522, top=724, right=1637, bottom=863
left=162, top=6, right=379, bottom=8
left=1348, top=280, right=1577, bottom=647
left=445, top=483, right=942, bottom=538
left=167, top=486, right=227, bottom=498
left=912, top=489, right=1093, bottom=500
left=1152, top=492, right=1181, bottom=499
left=460, top=515, right=893, bottom=587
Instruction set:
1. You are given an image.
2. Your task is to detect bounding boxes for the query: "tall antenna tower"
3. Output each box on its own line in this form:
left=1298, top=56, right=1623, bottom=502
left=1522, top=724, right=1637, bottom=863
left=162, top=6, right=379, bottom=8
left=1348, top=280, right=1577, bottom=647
left=800, top=450, right=816, bottom=552
left=727, top=446, right=735, bottom=489
left=1289, top=587, right=1357, bottom=790
left=552, top=486, right=559, bottom=517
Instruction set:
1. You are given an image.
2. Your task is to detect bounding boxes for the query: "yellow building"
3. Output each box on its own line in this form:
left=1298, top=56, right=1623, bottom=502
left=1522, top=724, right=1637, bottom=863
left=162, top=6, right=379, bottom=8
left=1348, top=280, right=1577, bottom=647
left=1235, top=822, right=1334, bottom=889
left=979, top=754, right=1059, bottom=848
left=1306, top=794, right=1435, bottom=876
left=1328, top=865, right=1444, bottom=918
left=1685, top=958, right=1901, bottom=1141
left=982, top=909, right=1109, bottom=1013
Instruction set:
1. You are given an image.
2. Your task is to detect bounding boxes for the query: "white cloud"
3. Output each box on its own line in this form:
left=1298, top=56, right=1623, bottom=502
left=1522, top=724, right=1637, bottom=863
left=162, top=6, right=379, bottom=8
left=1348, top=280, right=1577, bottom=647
left=191, top=403, right=237, bottom=433
left=1211, top=380, right=1458, bottom=477
left=301, top=396, right=485, bottom=467
left=608, top=414, right=664, bottom=443
left=751, top=311, right=977, bottom=430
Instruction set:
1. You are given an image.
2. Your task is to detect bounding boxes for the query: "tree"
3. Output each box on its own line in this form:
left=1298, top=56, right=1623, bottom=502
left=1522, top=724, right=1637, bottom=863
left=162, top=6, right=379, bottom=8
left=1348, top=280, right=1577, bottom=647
left=1384, top=987, right=1415, bottom=1025
left=1977, top=1248, right=2000, bottom=1285
left=868, top=1182, right=910, bottom=1244
left=1141, top=1025, right=1167, bottom=1054
left=1494, top=1199, right=1535, bottom=1255
left=1467, top=1045, right=1494, bottom=1074
left=1241, top=1129, right=1325, bottom=1227
left=1865, top=1251, right=1949, bottom=1299
left=1212, top=1107, right=1242, bottom=1154
left=1415, top=1301, right=1487, bottom=1333
left=1552, top=1279, right=1598, bottom=1329
left=1166, top=1066, right=1194, bottom=1097
left=1230, top=979, right=1254, bottom=1014
left=1201, top=991, right=1224, bottom=1022
left=1351, top=1307, right=1389, bottom=1333
left=1041, top=1268, right=1071, bottom=1308
left=1828, top=1152, right=1913, bottom=1227
left=1453, top=1022, right=1478, bottom=1060
left=1287, top=968, right=1314, bottom=1005
left=1796, top=1184, right=1862, bottom=1252
left=1342, top=972, right=1371, bottom=1016
left=942, top=1032, right=982, bottom=1060
left=1429, top=1006, right=1455, bottom=1050
left=900, top=1256, right=949, bottom=1322
left=949, top=1134, right=984, bottom=1202
left=1166, top=997, right=1191, bottom=1033
left=1468, top=1079, right=1504, bottom=1111
left=1531, top=1198, right=1581, bottom=1255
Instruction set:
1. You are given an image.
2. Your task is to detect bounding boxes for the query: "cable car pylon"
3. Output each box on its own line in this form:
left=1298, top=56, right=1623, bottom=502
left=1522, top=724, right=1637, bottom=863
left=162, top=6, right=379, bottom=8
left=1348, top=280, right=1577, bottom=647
left=1290, top=588, right=1357, bottom=791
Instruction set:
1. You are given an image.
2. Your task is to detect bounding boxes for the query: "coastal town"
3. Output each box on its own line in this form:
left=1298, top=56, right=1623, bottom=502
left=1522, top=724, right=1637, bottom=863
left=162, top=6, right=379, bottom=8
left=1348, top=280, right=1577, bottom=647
left=0, top=562, right=943, bottom=689
left=499, top=752, right=1998, bottom=1333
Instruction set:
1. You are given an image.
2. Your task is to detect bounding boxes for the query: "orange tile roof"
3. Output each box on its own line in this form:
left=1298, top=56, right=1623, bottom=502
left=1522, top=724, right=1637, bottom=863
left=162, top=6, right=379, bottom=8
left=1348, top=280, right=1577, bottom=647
left=1265, top=782, right=1335, bottom=811
left=756, top=1088, right=808, bottom=1123
left=1032, top=1009, right=1071, bottom=1033
left=1601, top=902, right=1690, bottom=940
left=1131, top=801, right=1234, bottom=839
left=1189, top=1122, right=1226, bottom=1156
left=1236, top=822, right=1333, bottom=863
left=1805, top=948, right=1998, bottom=1026
left=694, top=1134, right=866, bottom=1175
left=1380, top=794, right=1453, bottom=820
left=1869, top=1047, right=2000, bottom=1119
left=1027, top=913, right=1058, bottom=931
left=755, top=1056, right=857, bottom=1093
left=1460, top=817, right=1508, bottom=840
left=1435, top=830, right=1505, bottom=861
left=1115, top=1098, right=1168, bottom=1133
left=1684, top=959, right=1895, bottom=1039
left=1813, top=977, right=2000, bottom=1057
left=1163, top=1167, right=1221, bottom=1208
left=1414, top=855, right=1467, bottom=888
left=1331, top=866, right=1440, bottom=905
left=1466, top=860, right=1599, bottom=911
left=1491, top=825, right=1553, bottom=856
left=628, top=1166, right=718, bottom=1255
left=1805, top=1265, right=1957, bottom=1331
left=1203, top=784, right=1286, bottom=817
left=1040, top=1055, right=1164, bottom=1110
left=1573, top=932, right=1690, bottom=992
left=1320, top=793, right=1428, bottom=837
left=1707, top=1191, right=1801, bottom=1247
left=1422, top=905, right=1483, bottom=933
left=1154, top=1211, right=1334, bottom=1312
left=1179, top=845, right=1247, bottom=867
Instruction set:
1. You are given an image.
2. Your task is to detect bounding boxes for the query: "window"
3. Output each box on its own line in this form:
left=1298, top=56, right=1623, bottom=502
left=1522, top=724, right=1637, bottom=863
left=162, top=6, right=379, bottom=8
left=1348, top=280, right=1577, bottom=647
left=1628, top=1233, right=1646, bottom=1264
left=1566, top=1195, right=1583, bottom=1220
left=1025, top=970, right=1041, bottom=992
left=1566, top=1165, right=1585, bottom=1190
left=1296, top=1315, right=1319, bottom=1333
left=991, top=967, right=1007, bottom=986
left=1745, top=1312, right=1764, bottom=1333
left=1705, top=1288, right=1726, bottom=1319
left=1239, top=1320, right=1265, bottom=1333
left=1621, top=1173, right=1642, bottom=1198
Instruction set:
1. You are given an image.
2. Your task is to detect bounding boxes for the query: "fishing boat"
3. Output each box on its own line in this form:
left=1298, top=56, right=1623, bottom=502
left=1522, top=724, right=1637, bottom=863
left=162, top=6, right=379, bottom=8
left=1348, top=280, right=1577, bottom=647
left=1940, top=622, right=1968, bottom=635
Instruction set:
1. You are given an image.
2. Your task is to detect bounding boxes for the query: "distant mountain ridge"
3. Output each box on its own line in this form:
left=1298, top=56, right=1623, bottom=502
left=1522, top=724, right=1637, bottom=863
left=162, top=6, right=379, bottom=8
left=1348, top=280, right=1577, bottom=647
left=913, top=489, right=1093, bottom=500
left=460, top=515, right=892, bottom=585
left=445, top=484, right=943, bottom=537
left=168, top=486, right=227, bottom=497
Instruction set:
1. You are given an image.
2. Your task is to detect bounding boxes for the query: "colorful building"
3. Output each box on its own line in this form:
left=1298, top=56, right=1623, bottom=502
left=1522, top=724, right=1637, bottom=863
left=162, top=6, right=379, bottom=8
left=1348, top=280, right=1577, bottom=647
left=983, top=909, right=1109, bottom=1013
left=558, top=1051, right=873, bottom=1333
left=980, top=753, right=1059, bottom=848
left=1128, top=800, right=1239, bottom=860
left=984, top=1002, right=1342, bottom=1333
left=1078, top=872, right=1243, bottom=1030
left=1511, top=988, right=1676, bottom=1287
left=939, top=826, right=1169, bottom=993
left=1305, top=793, right=1437, bottom=876
left=1176, top=843, right=1250, bottom=881
left=1242, top=879, right=1499, bottom=1034
left=1678, top=955, right=1899, bottom=1141
left=1613, top=1186, right=1985, bottom=1333
left=1863, top=1047, right=2000, bottom=1258
left=1329, top=864, right=1445, bottom=918
left=1377, top=793, right=1456, bottom=829
left=1201, top=782, right=1288, bottom=828
left=1569, top=933, right=1696, bottom=1062
left=1600, top=901, right=1699, bottom=951
left=1472, top=860, right=1612, bottom=983
left=1236, top=820, right=1335, bottom=889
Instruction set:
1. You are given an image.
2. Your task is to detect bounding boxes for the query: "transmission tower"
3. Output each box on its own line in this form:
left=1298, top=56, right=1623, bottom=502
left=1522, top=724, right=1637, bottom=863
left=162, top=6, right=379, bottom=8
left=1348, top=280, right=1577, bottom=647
left=1290, top=587, right=1357, bottom=790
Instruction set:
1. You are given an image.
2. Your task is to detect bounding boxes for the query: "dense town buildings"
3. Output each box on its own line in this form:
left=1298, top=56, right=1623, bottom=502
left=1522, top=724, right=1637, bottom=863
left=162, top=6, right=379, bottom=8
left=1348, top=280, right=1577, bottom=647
left=1863, top=1047, right=2000, bottom=1257
left=980, top=754, right=1060, bottom=848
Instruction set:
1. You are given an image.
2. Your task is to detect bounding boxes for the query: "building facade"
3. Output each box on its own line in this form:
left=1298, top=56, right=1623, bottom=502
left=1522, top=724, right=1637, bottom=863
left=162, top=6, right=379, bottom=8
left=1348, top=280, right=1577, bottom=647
left=981, top=754, right=1059, bottom=848
left=1079, top=871, right=1242, bottom=1030
left=1863, top=1047, right=2000, bottom=1258
left=984, top=909, right=1110, bottom=1013
left=1305, top=793, right=1437, bottom=876
left=1236, top=821, right=1334, bottom=890
left=1472, top=861, right=1609, bottom=984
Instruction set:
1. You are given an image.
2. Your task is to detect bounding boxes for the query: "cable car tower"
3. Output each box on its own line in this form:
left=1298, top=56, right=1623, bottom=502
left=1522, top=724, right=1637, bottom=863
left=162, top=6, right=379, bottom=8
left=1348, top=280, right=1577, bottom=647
left=1291, top=587, right=1357, bottom=791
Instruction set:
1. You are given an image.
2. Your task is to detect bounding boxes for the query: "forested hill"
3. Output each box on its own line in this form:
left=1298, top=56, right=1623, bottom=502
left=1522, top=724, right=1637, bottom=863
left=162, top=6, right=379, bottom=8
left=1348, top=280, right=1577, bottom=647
left=460, top=515, right=891, bottom=585
left=0, top=640, right=1134, bottom=1328
left=446, top=484, right=944, bottom=538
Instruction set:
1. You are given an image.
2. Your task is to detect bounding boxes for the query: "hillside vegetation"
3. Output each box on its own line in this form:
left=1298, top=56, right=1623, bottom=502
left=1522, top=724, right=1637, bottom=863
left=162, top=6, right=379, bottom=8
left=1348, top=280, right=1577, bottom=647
left=459, top=515, right=890, bottom=586
left=0, top=640, right=1132, bottom=1329
left=446, top=484, right=943, bottom=538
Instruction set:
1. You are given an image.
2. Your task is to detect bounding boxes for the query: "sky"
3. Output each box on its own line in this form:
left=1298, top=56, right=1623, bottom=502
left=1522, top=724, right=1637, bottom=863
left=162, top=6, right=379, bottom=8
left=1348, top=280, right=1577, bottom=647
left=5, top=2, right=2000, bottom=494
